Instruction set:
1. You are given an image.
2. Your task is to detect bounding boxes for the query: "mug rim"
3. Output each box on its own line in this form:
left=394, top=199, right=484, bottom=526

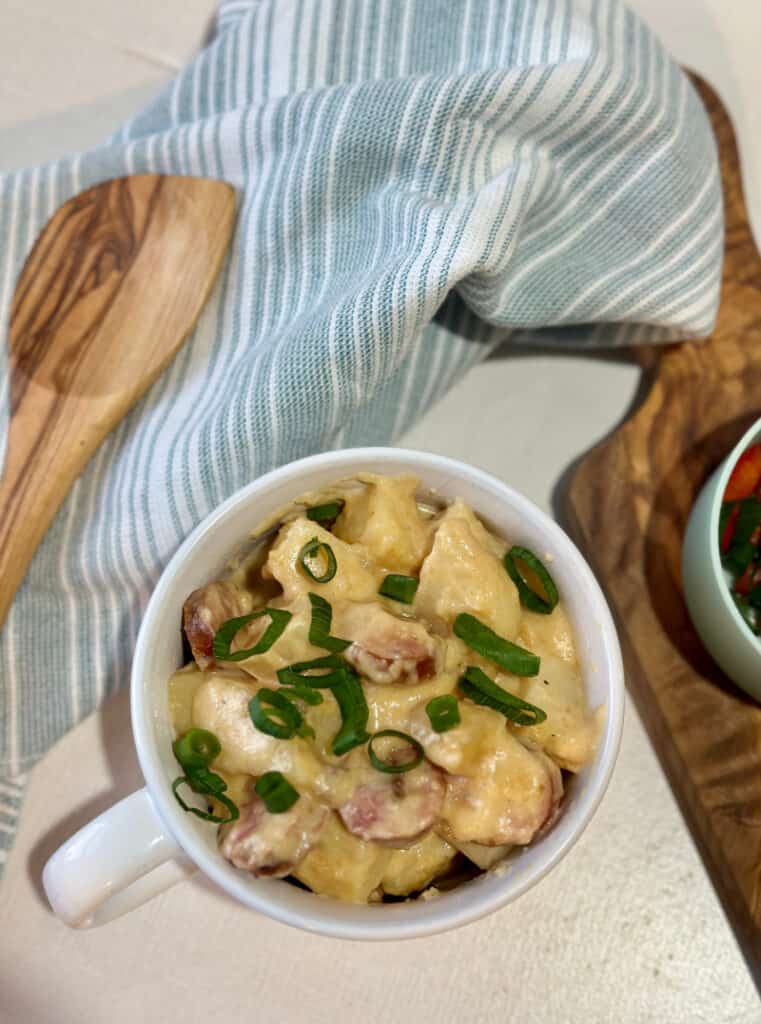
left=131, top=446, right=625, bottom=939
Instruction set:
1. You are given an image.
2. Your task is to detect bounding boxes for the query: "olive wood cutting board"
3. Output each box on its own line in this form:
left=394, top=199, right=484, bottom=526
left=565, top=77, right=761, bottom=975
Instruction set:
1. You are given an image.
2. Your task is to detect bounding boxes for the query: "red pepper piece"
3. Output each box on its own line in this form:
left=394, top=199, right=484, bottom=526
left=724, top=444, right=761, bottom=502
left=734, top=561, right=761, bottom=597
left=721, top=503, right=741, bottom=552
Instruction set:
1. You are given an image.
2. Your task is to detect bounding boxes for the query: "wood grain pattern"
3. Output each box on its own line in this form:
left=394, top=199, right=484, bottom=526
left=0, top=175, right=236, bottom=628
left=565, top=78, right=761, bottom=974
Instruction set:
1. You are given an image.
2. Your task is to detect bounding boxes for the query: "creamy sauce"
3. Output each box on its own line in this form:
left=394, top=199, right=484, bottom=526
left=169, top=473, right=601, bottom=902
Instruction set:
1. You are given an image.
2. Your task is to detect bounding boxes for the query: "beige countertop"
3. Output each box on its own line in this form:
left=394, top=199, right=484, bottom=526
left=0, top=3, right=759, bottom=1021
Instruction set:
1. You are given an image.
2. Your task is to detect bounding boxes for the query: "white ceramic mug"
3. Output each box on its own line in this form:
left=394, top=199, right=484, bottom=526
left=43, top=448, right=625, bottom=938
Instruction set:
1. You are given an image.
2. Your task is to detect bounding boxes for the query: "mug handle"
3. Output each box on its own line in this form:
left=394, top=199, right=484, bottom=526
left=42, top=788, right=196, bottom=928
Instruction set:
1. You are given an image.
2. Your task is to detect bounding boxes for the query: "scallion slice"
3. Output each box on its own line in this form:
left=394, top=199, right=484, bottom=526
left=308, top=592, right=351, bottom=652
left=173, top=728, right=221, bottom=771
left=368, top=730, right=425, bottom=774
left=212, top=607, right=292, bottom=661
left=249, top=688, right=306, bottom=740
left=453, top=612, right=540, bottom=676
left=330, top=673, right=370, bottom=756
left=255, top=771, right=300, bottom=814
left=459, top=666, right=546, bottom=726
left=504, top=546, right=559, bottom=614
left=378, top=574, right=419, bottom=604
left=171, top=776, right=239, bottom=823
left=278, top=683, right=324, bottom=706
left=298, top=537, right=338, bottom=583
left=306, top=500, right=345, bottom=525
left=277, top=654, right=348, bottom=689
left=425, top=694, right=460, bottom=733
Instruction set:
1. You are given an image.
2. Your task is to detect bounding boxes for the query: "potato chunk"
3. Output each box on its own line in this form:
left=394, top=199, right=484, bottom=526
left=293, top=813, right=391, bottom=902
left=382, top=832, right=456, bottom=896
left=414, top=503, right=520, bottom=639
left=509, top=653, right=599, bottom=772
left=334, top=474, right=431, bottom=573
left=265, top=518, right=379, bottom=603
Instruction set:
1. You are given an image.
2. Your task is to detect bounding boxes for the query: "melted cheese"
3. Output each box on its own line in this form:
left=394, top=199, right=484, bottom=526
left=265, top=517, right=379, bottom=603
left=293, top=812, right=391, bottom=903
left=381, top=831, right=456, bottom=896
left=414, top=504, right=521, bottom=639
left=334, top=473, right=432, bottom=574
left=192, top=674, right=326, bottom=794
left=232, top=594, right=326, bottom=682
left=510, top=654, right=599, bottom=772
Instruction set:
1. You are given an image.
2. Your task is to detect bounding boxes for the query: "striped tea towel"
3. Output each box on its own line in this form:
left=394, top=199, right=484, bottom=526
left=0, top=0, right=722, bottom=873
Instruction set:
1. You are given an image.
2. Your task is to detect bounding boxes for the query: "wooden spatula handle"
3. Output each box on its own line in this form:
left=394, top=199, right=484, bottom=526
left=0, top=386, right=99, bottom=625
left=0, top=174, right=236, bottom=631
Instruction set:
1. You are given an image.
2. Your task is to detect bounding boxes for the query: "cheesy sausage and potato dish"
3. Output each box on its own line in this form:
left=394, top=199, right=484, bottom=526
left=168, top=474, right=600, bottom=903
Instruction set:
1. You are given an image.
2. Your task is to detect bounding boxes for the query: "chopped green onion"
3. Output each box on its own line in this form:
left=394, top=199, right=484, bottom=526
left=298, top=537, right=337, bottom=583
left=183, top=766, right=228, bottom=795
left=306, top=500, right=345, bottom=525
left=276, top=655, right=370, bottom=756
left=459, top=666, right=547, bottom=726
left=504, top=546, right=559, bottom=614
left=277, top=654, right=348, bottom=689
left=172, top=776, right=239, bottom=823
left=212, top=607, right=292, bottom=661
left=278, top=683, right=324, bottom=706
left=378, top=574, right=419, bottom=604
left=173, top=728, right=221, bottom=771
left=368, top=730, right=425, bottom=774
left=171, top=728, right=239, bottom=822
left=308, top=592, right=351, bottom=652
left=330, top=673, right=370, bottom=756
left=453, top=613, right=540, bottom=676
left=254, top=771, right=300, bottom=814
left=248, top=688, right=306, bottom=740
left=425, top=695, right=460, bottom=733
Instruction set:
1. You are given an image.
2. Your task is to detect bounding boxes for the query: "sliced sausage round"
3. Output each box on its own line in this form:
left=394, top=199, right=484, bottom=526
left=218, top=791, right=328, bottom=877
left=339, top=761, right=445, bottom=845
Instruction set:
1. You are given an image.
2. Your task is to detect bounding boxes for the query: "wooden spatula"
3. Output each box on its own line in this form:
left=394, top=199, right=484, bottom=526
left=0, top=174, right=236, bottom=629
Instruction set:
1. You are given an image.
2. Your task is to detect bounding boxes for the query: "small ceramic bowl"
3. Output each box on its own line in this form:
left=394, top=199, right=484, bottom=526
left=44, top=447, right=624, bottom=937
left=683, top=417, right=761, bottom=701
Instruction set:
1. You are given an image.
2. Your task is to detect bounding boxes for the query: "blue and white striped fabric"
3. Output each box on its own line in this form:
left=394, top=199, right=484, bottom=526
left=0, top=0, right=722, bottom=872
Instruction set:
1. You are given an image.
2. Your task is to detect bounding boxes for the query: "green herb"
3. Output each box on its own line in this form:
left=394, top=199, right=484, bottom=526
left=307, top=592, right=351, bottom=652
left=277, top=654, right=348, bottom=689
left=329, top=673, right=370, bottom=756
left=278, top=683, right=324, bottom=706
left=212, top=607, right=292, bottom=661
left=368, top=730, right=425, bottom=774
left=453, top=613, right=540, bottom=676
left=459, top=666, right=546, bottom=726
left=171, top=776, right=239, bottom=823
left=306, top=500, right=345, bottom=525
left=378, top=574, right=419, bottom=604
left=173, top=728, right=221, bottom=771
left=248, top=688, right=311, bottom=740
left=503, top=546, right=559, bottom=614
left=722, top=498, right=761, bottom=576
left=733, top=593, right=759, bottom=632
left=298, top=537, right=338, bottom=583
left=277, top=654, right=368, bottom=756
left=425, top=694, right=461, bottom=733
left=255, top=771, right=300, bottom=813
